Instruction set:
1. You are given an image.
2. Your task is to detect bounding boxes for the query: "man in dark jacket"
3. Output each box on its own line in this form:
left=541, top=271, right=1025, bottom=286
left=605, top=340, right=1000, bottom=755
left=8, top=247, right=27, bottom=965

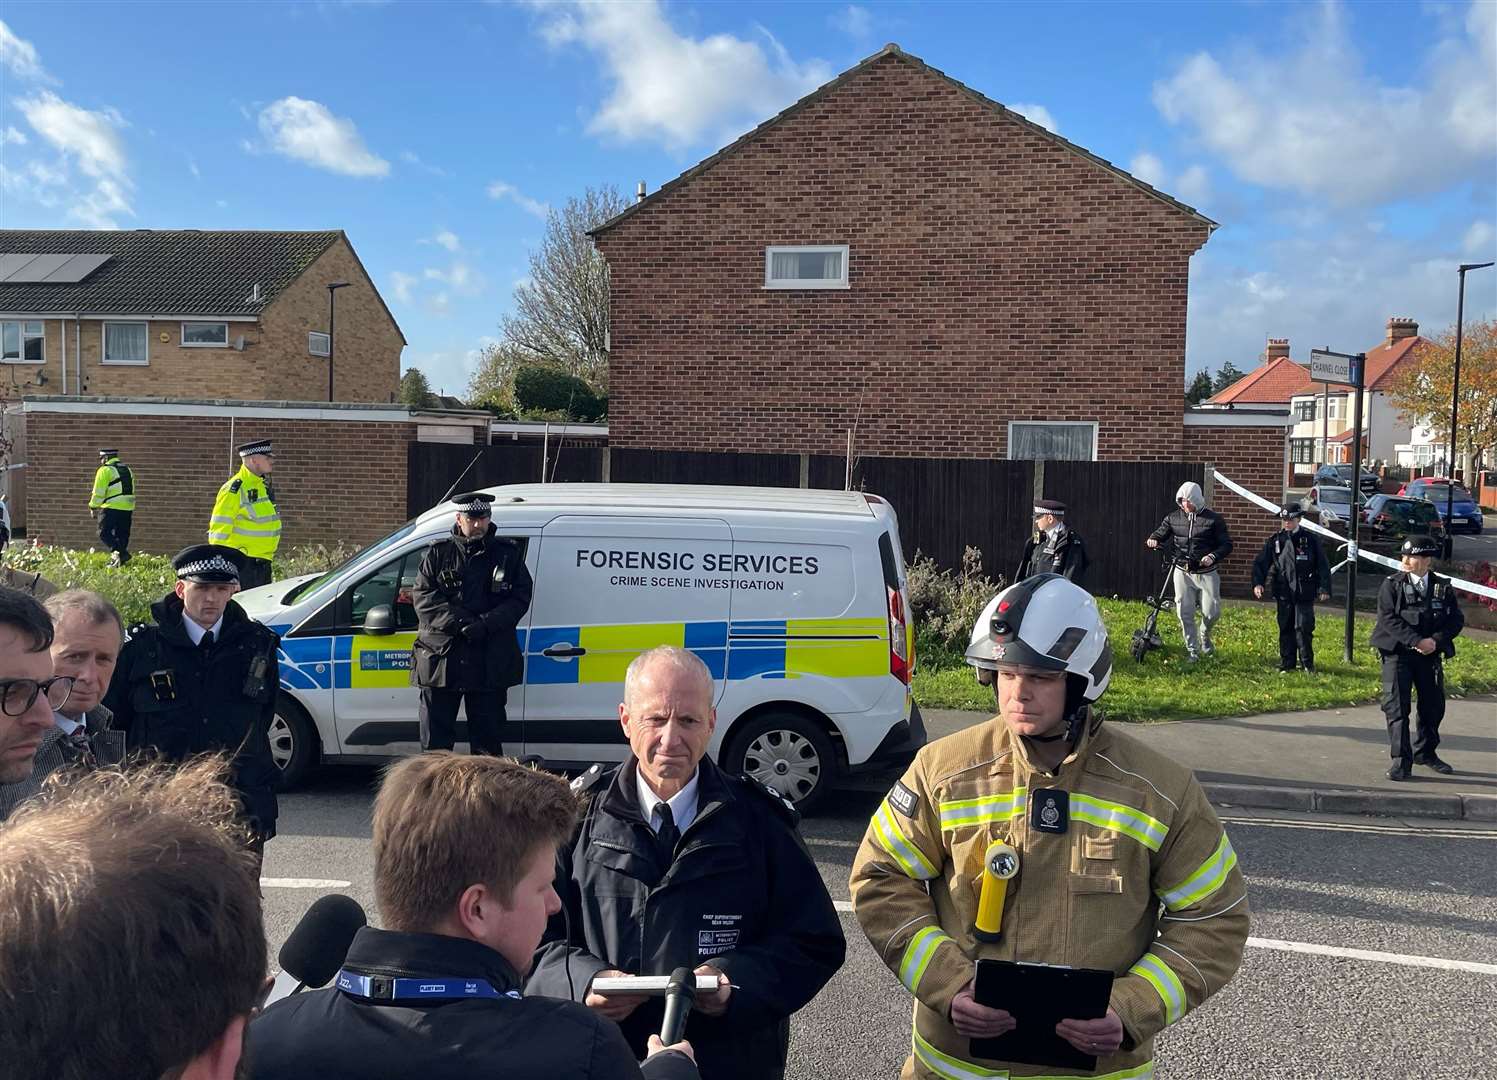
left=529, top=646, right=845, bottom=1080
left=411, top=491, right=533, bottom=755
left=1015, top=499, right=1088, bottom=585
left=103, top=544, right=279, bottom=851
left=247, top=753, right=698, bottom=1080
left=1370, top=535, right=1465, bottom=781
left=1146, top=480, right=1233, bottom=661
left=1251, top=503, right=1331, bottom=673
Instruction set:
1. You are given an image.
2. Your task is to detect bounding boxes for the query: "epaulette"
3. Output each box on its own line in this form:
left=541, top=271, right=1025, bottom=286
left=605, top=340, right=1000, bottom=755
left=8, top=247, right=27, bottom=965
left=569, top=762, right=609, bottom=797
left=228, top=478, right=242, bottom=494
left=737, top=773, right=800, bottom=827
left=127, top=621, right=150, bottom=638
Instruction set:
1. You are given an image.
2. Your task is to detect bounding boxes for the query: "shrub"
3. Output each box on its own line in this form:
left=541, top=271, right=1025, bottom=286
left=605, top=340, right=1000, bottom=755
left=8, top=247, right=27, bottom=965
left=513, top=364, right=606, bottom=422
left=906, top=546, right=1004, bottom=664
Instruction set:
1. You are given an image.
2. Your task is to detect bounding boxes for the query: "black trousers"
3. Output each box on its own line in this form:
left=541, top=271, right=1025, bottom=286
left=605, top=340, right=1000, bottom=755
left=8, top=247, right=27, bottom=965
left=238, top=557, right=273, bottom=590
left=1380, top=652, right=1445, bottom=763
left=419, top=687, right=505, bottom=756
left=1275, top=597, right=1315, bottom=670
left=98, top=508, right=132, bottom=559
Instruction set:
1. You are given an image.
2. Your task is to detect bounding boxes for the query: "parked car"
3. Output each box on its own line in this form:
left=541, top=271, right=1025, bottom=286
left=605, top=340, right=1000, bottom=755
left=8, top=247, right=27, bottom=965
left=1360, top=495, right=1448, bottom=551
left=1313, top=463, right=1380, bottom=496
left=1399, top=478, right=1484, bottom=534
left=1307, top=484, right=1358, bottom=527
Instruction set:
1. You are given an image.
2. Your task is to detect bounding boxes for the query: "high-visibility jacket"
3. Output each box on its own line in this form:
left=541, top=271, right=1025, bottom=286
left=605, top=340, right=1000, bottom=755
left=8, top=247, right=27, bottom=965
left=208, top=464, right=281, bottom=559
left=849, top=711, right=1249, bottom=1080
left=89, top=456, right=136, bottom=511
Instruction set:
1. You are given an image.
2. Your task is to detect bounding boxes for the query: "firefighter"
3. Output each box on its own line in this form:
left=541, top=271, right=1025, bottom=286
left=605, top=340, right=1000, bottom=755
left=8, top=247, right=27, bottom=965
left=849, top=575, right=1249, bottom=1079
left=1371, top=535, right=1464, bottom=781
left=208, top=439, right=280, bottom=590
left=1015, top=499, right=1088, bottom=585
left=1250, top=503, right=1331, bottom=672
left=88, top=448, right=136, bottom=565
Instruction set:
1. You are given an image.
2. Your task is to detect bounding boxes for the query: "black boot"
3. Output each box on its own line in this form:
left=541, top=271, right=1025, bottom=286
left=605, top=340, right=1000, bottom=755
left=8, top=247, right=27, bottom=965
left=1413, top=753, right=1454, bottom=774
left=1386, top=761, right=1411, bottom=781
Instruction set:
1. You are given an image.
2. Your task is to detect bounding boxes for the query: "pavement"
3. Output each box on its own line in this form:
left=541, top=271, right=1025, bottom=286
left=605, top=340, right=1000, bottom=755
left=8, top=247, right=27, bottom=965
left=912, top=697, right=1497, bottom=821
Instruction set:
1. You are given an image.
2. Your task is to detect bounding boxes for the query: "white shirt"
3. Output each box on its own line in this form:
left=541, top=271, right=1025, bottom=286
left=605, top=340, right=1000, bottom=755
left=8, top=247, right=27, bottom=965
left=53, top=708, right=83, bottom=736
left=183, top=613, right=225, bottom=646
left=1044, top=523, right=1067, bottom=545
left=636, top=767, right=701, bottom=836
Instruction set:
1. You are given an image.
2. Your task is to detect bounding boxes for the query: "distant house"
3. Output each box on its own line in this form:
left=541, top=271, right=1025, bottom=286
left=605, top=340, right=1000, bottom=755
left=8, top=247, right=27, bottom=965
left=1204, top=342, right=1312, bottom=408
left=0, top=229, right=404, bottom=403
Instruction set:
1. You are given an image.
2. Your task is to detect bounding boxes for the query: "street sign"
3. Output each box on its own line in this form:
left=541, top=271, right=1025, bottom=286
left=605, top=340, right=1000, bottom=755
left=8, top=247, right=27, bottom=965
left=1309, top=348, right=1363, bottom=386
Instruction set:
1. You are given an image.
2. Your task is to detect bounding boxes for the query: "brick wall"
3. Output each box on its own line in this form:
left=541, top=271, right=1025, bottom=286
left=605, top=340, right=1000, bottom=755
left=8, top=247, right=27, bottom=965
left=4, top=239, right=401, bottom=404
left=1185, top=420, right=1289, bottom=597
left=22, top=406, right=468, bottom=555
left=598, top=52, right=1210, bottom=461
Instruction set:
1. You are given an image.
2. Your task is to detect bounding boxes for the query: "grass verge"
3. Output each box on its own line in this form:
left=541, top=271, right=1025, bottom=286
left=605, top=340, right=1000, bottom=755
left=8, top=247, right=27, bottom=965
left=912, top=598, right=1497, bottom=721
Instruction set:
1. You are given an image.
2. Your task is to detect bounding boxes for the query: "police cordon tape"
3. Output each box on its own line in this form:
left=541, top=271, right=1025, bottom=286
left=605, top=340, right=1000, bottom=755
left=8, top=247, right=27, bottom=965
left=1212, top=469, right=1497, bottom=603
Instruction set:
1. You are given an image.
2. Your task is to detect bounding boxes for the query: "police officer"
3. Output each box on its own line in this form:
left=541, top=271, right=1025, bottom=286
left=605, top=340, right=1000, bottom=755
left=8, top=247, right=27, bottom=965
left=1015, top=499, right=1088, bottom=585
left=528, top=646, right=846, bottom=1080
left=1251, top=503, right=1331, bottom=673
left=850, top=576, right=1249, bottom=1080
left=103, top=544, right=279, bottom=857
left=88, top=448, right=136, bottom=565
left=410, top=492, right=533, bottom=756
left=209, top=439, right=280, bottom=590
left=1371, top=535, right=1464, bottom=781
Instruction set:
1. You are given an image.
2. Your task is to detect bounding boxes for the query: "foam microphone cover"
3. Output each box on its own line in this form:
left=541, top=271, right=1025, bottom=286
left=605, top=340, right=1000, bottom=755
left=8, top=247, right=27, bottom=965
left=278, top=894, right=368, bottom=988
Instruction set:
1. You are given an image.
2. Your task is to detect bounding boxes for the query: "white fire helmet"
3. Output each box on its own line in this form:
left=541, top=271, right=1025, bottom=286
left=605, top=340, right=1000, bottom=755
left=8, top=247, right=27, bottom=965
left=964, top=574, right=1112, bottom=701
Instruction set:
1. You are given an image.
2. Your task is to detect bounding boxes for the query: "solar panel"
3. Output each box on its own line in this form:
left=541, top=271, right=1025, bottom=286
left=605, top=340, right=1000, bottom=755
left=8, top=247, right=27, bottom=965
left=0, top=252, right=113, bottom=283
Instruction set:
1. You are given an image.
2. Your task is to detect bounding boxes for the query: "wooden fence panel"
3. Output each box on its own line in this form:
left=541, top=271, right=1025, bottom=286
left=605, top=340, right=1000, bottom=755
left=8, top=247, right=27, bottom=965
left=610, top=449, right=800, bottom=488
left=406, top=444, right=603, bottom=517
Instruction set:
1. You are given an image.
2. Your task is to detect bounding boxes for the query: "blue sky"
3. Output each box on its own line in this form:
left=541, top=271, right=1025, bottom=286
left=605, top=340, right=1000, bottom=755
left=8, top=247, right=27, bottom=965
left=2, top=0, right=1493, bottom=397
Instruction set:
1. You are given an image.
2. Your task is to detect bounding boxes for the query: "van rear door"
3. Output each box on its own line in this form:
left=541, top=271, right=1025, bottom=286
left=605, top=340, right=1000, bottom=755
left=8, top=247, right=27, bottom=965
left=522, top=516, right=731, bottom=764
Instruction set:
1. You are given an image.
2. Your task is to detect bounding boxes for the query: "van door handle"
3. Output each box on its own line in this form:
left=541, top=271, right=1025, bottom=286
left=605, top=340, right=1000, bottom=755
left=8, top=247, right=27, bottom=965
left=541, top=645, right=587, bottom=658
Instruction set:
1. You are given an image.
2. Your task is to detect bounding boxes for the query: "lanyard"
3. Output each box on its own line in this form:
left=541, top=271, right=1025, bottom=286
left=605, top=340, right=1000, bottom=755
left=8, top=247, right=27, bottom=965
left=335, top=969, right=520, bottom=1002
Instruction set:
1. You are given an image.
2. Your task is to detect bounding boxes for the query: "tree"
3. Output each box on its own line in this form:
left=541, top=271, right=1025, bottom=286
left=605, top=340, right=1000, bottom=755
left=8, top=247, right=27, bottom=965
left=1212, top=361, right=1245, bottom=394
left=513, top=364, right=607, bottom=422
left=466, top=340, right=527, bottom=416
left=399, top=367, right=436, bottom=409
left=1185, top=369, right=1215, bottom=405
left=499, top=184, right=628, bottom=391
left=1387, top=318, right=1497, bottom=481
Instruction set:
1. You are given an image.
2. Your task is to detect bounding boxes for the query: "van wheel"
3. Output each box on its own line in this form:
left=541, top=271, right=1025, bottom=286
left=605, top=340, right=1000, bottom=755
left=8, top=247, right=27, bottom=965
left=269, top=697, right=318, bottom=790
left=724, top=712, right=837, bottom=816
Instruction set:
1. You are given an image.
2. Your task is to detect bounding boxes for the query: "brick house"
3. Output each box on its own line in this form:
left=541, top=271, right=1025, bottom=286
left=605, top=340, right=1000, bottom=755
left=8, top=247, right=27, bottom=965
left=0, top=230, right=403, bottom=403
left=593, top=44, right=1219, bottom=462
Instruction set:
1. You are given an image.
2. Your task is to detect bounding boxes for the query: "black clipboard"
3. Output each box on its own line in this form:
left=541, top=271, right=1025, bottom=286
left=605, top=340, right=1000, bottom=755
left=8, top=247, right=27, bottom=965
left=970, top=958, right=1115, bottom=1070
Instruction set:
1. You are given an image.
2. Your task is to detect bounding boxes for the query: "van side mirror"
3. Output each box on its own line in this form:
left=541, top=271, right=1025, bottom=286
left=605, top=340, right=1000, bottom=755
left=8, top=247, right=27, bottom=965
left=363, top=604, right=396, bottom=636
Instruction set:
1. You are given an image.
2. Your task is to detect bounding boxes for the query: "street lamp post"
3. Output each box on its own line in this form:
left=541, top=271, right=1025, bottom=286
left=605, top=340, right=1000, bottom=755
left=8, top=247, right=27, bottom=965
left=326, top=281, right=351, bottom=402
left=1446, top=261, right=1494, bottom=554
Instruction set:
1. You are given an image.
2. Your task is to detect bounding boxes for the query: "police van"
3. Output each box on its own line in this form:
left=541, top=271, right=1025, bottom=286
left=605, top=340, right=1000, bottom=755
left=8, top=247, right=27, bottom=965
left=236, top=484, right=924, bottom=812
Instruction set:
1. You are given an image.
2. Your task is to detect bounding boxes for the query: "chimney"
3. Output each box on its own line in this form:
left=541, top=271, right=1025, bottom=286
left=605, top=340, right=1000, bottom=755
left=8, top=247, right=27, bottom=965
left=1386, top=316, right=1418, bottom=344
left=1264, top=338, right=1290, bottom=362
left=636, top=181, right=647, bottom=203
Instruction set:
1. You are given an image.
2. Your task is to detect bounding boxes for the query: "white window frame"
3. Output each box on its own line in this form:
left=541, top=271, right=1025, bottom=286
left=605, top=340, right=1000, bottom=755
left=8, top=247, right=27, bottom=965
left=1, top=320, right=46, bottom=364
left=763, top=245, right=850, bottom=290
left=101, top=320, right=150, bottom=366
left=1006, top=420, right=1100, bottom=461
left=308, top=331, right=331, bottom=357
left=180, top=321, right=229, bottom=348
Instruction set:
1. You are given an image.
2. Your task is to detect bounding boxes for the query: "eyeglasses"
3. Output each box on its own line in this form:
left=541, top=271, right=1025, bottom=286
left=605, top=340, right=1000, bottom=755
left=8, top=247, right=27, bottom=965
left=0, top=675, right=75, bottom=717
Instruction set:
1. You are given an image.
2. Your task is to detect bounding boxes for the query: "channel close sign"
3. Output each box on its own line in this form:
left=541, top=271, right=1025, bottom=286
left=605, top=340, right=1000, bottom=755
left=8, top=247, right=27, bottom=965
left=1309, top=349, right=1363, bottom=386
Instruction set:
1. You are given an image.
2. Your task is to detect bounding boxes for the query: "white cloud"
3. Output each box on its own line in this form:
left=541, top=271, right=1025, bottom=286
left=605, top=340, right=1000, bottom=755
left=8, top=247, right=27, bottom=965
left=829, top=5, right=873, bottom=39
left=1, top=126, right=26, bottom=146
left=1128, top=151, right=1167, bottom=188
left=487, top=180, right=549, bottom=218
left=424, top=262, right=480, bottom=293
left=255, top=96, right=389, bottom=177
left=389, top=271, right=418, bottom=304
left=14, top=90, right=133, bottom=226
left=400, top=149, right=449, bottom=177
left=528, top=0, right=832, bottom=149
left=1464, top=219, right=1495, bottom=256
left=433, top=229, right=461, bottom=252
left=1153, top=0, right=1497, bottom=205
left=187, top=155, right=200, bottom=178
left=0, top=19, right=54, bottom=83
left=1174, top=164, right=1211, bottom=207
left=425, top=291, right=453, bottom=318
left=1009, top=103, right=1059, bottom=135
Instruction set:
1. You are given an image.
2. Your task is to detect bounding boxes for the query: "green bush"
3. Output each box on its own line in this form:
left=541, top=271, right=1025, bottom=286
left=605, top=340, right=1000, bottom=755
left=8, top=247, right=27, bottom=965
left=513, top=364, right=606, bottom=422
left=906, top=546, right=1005, bottom=665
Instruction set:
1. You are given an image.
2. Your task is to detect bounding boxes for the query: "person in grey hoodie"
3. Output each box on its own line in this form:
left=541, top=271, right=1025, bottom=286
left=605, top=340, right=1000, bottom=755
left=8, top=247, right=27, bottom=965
left=1146, top=481, right=1233, bottom=661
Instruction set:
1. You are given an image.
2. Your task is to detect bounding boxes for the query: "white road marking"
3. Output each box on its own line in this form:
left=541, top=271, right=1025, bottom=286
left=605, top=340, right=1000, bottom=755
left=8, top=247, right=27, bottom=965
left=829, top=902, right=1497, bottom=975
left=261, top=877, right=352, bottom=889
left=1219, top=815, right=1497, bottom=840
left=805, top=837, right=861, bottom=849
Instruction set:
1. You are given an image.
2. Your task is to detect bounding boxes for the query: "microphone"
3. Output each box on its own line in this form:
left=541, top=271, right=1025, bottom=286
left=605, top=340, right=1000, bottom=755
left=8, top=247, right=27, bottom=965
left=659, top=966, right=697, bottom=1045
left=973, top=841, right=1019, bottom=943
left=278, top=894, right=368, bottom=993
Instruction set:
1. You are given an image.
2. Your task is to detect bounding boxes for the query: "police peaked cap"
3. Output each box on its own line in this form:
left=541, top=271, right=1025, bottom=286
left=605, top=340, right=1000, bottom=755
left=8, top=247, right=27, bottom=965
left=98, top=447, right=118, bottom=457
left=237, top=439, right=273, bottom=457
left=1032, top=499, right=1067, bottom=517
left=172, top=544, right=243, bottom=584
left=454, top=492, right=495, bottom=516
left=1279, top=502, right=1304, bottom=519
left=1401, top=535, right=1441, bottom=557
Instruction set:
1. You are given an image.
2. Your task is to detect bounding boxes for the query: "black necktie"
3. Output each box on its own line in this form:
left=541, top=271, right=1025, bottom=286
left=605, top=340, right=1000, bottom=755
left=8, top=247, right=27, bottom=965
left=655, top=802, right=680, bottom=865
left=200, top=629, right=215, bottom=651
